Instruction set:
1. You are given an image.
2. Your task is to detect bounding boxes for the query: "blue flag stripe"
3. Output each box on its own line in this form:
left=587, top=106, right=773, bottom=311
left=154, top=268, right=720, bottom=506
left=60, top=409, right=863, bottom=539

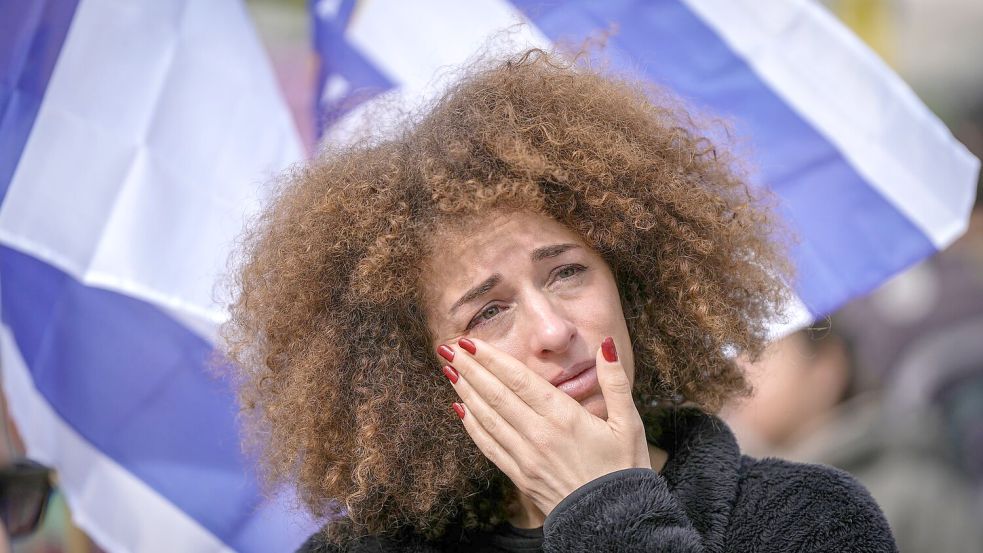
left=0, top=245, right=290, bottom=552
left=0, top=0, right=79, bottom=203
left=508, top=0, right=935, bottom=317
left=311, top=0, right=395, bottom=135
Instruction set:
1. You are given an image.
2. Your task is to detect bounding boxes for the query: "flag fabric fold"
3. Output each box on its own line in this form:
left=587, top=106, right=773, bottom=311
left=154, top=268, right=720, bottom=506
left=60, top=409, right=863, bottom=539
left=313, top=0, right=979, bottom=326
left=1, top=0, right=315, bottom=551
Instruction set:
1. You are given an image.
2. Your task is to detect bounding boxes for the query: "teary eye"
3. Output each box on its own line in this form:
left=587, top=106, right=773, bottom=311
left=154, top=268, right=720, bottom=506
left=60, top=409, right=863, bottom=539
left=464, top=264, right=587, bottom=331
left=555, top=265, right=581, bottom=279
left=467, top=304, right=505, bottom=330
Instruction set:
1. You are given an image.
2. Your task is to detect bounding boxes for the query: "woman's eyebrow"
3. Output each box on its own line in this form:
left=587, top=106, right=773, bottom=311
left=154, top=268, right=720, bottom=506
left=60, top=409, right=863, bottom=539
left=448, top=243, right=581, bottom=315
left=530, top=242, right=580, bottom=261
left=449, top=274, right=501, bottom=315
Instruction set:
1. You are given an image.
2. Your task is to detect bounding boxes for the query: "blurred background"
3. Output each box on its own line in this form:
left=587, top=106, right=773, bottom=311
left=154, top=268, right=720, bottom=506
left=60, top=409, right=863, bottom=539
left=6, top=0, right=982, bottom=551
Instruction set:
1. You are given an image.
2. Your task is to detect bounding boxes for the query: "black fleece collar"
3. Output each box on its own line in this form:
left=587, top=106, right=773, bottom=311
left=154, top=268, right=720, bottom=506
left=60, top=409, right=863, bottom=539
left=644, top=406, right=742, bottom=552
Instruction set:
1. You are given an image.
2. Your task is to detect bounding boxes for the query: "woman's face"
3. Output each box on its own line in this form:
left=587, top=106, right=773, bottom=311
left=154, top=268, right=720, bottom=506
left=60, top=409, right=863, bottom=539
left=424, top=209, right=635, bottom=419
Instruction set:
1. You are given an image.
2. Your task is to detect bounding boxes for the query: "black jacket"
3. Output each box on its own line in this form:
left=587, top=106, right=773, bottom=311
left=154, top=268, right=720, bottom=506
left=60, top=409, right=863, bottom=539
left=298, top=406, right=898, bottom=552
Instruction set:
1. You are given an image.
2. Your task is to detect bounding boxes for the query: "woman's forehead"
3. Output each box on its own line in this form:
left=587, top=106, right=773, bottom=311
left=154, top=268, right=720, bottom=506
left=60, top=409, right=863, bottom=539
left=433, top=210, right=584, bottom=259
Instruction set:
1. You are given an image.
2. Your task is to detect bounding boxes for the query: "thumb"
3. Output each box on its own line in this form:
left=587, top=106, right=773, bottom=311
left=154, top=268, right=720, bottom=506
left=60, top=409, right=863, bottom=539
left=595, top=336, right=639, bottom=427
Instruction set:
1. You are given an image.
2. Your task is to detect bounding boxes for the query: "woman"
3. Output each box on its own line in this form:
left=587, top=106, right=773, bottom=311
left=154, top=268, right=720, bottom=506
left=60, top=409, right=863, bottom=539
left=223, top=49, right=897, bottom=552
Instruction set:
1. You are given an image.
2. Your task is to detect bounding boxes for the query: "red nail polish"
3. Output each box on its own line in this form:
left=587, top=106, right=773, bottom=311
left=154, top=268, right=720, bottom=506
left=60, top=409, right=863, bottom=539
left=437, top=344, right=455, bottom=362
left=458, top=338, right=476, bottom=355
left=442, top=365, right=459, bottom=384
left=452, top=402, right=465, bottom=419
left=602, top=336, right=618, bottom=362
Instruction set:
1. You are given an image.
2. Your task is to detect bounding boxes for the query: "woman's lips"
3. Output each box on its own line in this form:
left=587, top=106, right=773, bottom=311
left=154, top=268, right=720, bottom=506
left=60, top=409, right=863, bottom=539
left=555, top=363, right=598, bottom=400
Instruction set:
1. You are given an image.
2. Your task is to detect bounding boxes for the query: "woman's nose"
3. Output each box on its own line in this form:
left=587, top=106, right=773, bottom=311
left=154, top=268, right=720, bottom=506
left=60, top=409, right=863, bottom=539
left=523, top=292, right=576, bottom=355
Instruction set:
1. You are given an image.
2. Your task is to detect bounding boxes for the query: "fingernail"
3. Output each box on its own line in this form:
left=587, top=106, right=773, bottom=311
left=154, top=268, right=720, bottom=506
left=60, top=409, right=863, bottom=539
left=458, top=338, right=476, bottom=355
left=437, top=344, right=455, bottom=362
left=442, top=365, right=459, bottom=384
left=602, top=336, right=618, bottom=362
left=452, top=402, right=466, bottom=419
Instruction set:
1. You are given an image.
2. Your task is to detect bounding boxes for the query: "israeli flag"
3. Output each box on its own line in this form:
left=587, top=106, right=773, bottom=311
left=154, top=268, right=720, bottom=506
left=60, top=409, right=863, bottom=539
left=1, top=0, right=977, bottom=552
left=1, top=0, right=314, bottom=551
left=313, top=0, right=980, bottom=331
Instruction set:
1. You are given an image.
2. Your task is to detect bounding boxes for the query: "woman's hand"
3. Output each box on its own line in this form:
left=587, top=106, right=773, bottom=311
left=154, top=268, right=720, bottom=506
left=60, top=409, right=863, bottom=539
left=436, top=336, right=652, bottom=517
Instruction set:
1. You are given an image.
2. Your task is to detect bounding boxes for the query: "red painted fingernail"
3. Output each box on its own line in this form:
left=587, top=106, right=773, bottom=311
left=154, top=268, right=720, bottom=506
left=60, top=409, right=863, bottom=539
left=442, top=365, right=459, bottom=384
left=437, top=344, right=455, bottom=362
left=602, top=336, right=618, bottom=362
left=458, top=338, right=476, bottom=355
left=452, top=402, right=466, bottom=419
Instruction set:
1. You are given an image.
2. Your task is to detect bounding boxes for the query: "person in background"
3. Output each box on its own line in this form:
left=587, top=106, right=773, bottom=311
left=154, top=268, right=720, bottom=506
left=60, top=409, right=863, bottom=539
left=0, top=383, right=104, bottom=553
left=725, top=98, right=983, bottom=551
left=722, top=320, right=983, bottom=552
left=0, top=384, right=51, bottom=553
left=0, top=458, right=52, bottom=552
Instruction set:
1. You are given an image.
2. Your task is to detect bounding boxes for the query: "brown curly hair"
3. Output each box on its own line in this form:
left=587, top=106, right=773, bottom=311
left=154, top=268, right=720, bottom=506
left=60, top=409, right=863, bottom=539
left=222, top=48, right=793, bottom=545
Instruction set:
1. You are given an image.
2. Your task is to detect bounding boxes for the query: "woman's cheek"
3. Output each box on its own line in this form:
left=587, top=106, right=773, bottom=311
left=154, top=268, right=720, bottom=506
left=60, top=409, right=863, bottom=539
left=470, top=323, right=523, bottom=359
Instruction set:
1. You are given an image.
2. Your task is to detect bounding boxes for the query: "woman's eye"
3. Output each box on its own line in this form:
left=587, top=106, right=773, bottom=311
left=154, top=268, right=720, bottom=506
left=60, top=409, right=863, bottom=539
left=467, top=304, right=504, bottom=330
left=554, top=264, right=586, bottom=281
left=555, top=266, right=579, bottom=279
left=464, top=265, right=586, bottom=330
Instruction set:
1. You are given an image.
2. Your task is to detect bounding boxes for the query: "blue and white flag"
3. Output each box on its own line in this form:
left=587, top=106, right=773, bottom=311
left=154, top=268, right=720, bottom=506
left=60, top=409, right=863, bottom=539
left=1, top=0, right=315, bottom=551
left=312, top=0, right=980, bottom=332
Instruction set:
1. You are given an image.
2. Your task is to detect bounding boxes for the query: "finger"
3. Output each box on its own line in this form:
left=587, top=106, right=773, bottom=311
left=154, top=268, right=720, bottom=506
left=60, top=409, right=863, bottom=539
left=450, top=337, right=576, bottom=419
left=444, top=364, right=527, bottom=458
left=453, top=401, right=522, bottom=482
left=438, top=340, right=556, bottom=438
left=595, top=336, right=641, bottom=428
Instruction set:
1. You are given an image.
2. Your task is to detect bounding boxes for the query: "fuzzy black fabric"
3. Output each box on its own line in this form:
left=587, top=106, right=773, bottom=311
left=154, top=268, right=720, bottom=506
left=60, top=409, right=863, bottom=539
left=297, top=407, right=898, bottom=552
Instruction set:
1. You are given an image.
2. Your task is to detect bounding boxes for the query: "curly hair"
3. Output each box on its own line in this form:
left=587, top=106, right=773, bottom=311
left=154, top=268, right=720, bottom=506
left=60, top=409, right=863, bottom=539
left=222, top=48, right=793, bottom=545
